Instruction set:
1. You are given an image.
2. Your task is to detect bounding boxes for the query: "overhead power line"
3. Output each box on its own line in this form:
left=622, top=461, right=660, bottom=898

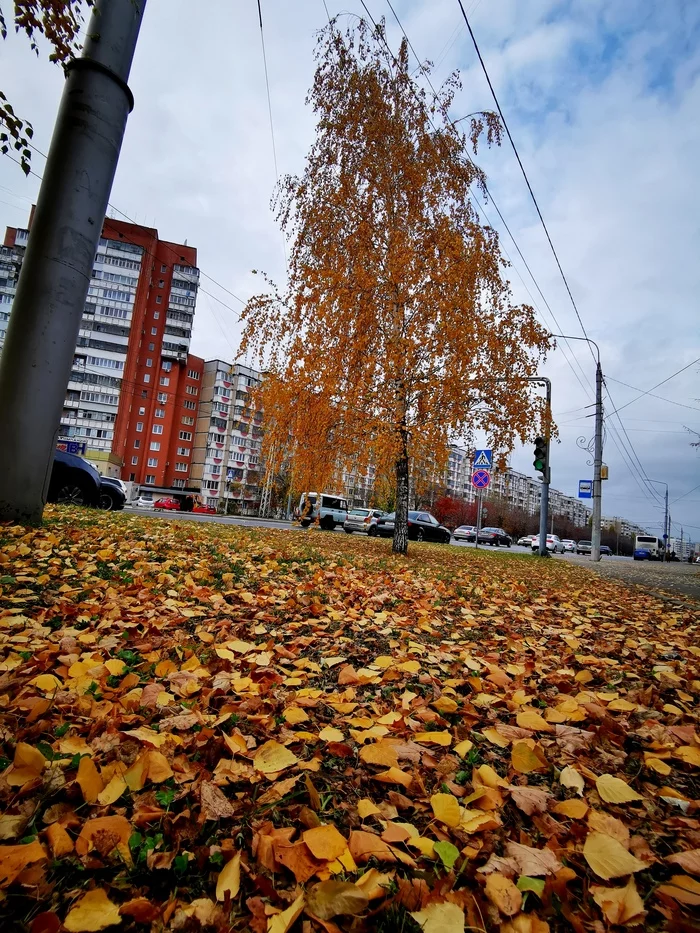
left=605, top=358, right=700, bottom=417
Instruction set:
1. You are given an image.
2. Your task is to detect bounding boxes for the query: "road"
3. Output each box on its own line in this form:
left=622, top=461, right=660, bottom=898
left=123, top=508, right=699, bottom=603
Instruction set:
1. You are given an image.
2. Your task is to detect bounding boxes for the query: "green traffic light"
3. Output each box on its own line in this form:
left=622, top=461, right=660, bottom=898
left=534, top=459, right=545, bottom=471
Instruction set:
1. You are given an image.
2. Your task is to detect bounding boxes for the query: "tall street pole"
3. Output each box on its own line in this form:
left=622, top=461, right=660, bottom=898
left=646, top=479, right=669, bottom=561
left=0, top=0, right=147, bottom=523
left=551, top=335, right=602, bottom=561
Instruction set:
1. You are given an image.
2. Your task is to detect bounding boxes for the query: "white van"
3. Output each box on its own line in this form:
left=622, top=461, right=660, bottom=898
left=634, top=535, right=665, bottom=560
left=299, top=492, right=349, bottom=530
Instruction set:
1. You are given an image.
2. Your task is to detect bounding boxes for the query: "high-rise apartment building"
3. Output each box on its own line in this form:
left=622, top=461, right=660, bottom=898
left=191, top=361, right=264, bottom=512
left=1, top=213, right=203, bottom=488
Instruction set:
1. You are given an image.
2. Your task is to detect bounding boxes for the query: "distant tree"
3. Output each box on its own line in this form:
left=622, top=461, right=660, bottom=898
left=241, top=20, right=551, bottom=554
left=0, top=1, right=90, bottom=174
left=432, top=495, right=477, bottom=529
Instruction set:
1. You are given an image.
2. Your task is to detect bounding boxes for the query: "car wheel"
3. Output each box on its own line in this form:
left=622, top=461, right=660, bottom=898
left=56, top=482, right=89, bottom=506
left=368, top=526, right=377, bottom=537
left=300, top=519, right=311, bottom=528
left=443, top=532, right=451, bottom=544
left=99, top=491, right=115, bottom=511
left=416, top=529, right=424, bottom=542
left=506, top=541, right=511, bottom=548
left=344, top=528, right=353, bottom=534
left=320, top=516, right=335, bottom=531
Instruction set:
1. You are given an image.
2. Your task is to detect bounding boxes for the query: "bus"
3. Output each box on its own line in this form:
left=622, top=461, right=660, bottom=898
left=634, top=535, right=665, bottom=561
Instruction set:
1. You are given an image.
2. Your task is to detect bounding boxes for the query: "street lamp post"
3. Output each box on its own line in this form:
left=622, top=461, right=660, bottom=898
left=551, top=336, right=602, bottom=561
left=646, top=480, right=669, bottom=560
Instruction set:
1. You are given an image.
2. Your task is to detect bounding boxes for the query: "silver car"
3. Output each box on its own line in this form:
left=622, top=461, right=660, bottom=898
left=343, top=508, right=385, bottom=536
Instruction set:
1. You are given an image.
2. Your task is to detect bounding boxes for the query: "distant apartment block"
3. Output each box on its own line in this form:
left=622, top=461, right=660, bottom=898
left=190, top=361, right=264, bottom=513
left=1, top=212, right=203, bottom=488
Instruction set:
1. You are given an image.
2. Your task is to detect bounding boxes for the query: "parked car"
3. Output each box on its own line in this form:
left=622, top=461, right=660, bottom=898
left=299, top=492, right=349, bottom=530
left=48, top=450, right=101, bottom=507
left=98, top=476, right=126, bottom=511
left=532, top=534, right=564, bottom=553
left=193, top=503, right=217, bottom=515
left=130, top=495, right=154, bottom=510
left=562, top=539, right=576, bottom=552
left=477, top=527, right=512, bottom=547
left=599, top=545, right=612, bottom=556
left=576, top=540, right=592, bottom=554
left=376, top=511, right=451, bottom=543
left=517, top=534, right=536, bottom=547
left=453, top=525, right=477, bottom=542
left=154, top=497, right=181, bottom=511
left=344, top=508, right=385, bottom=535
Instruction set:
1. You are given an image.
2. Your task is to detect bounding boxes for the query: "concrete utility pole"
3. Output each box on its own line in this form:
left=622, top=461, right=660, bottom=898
left=532, top=378, right=551, bottom=558
left=0, top=0, right=146, bottom=523
left=646, top=479, right=669, bottom=561
left=551, top=335, right=602, bottom=561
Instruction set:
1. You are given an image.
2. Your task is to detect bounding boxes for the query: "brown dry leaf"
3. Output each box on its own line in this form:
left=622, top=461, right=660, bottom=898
left=371, top=767, right=412, bottom=788
left=215, top=851, right=241, bottom=901
left=303, top=825, right=347, bottom=862
left=666, top=849, right=700, bottom=876
left=591, top=878, right=646, bottom=925
left=410, top=902, right=465, bottom=932
left=485, top=872, right=523, bottom=916
left=596, top=774, right=644, bottom=804
left=506, top=842, right=562, bottom=876
left=267, top=893, right=305, bottom=933
left=587, top=810, right=630, bottom=848
left=200, top=781, right=236, bottom=820
left=584, top=832, right=646, bottom=880
left=63, top=888, right=122, bottom=932
left=74, top=816, right=132, bottom=858
left=254, top=740, right=298, bottom=774
left=348, top=830, right=398, bottom=864
left=509, top=785, right=550, bottom=815
left=0, top=840, right=47, bottom=887
left=306, top=880, right=369, bottom=920
left=118, top=899, right=160, bottom=924
left=274, top=840, right=322, bottom=882
left=656, top=874, right=700, bottom=905
left=431, top=793, right=461, bottom=828
left=45, top=823, right=74, bottom=857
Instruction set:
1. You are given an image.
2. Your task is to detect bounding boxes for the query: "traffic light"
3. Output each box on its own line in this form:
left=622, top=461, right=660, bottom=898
left=533, top=436, right=548, bottom=476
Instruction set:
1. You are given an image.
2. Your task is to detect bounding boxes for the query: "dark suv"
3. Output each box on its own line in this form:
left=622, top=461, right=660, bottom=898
left=48, top=450, right=101, bottom=507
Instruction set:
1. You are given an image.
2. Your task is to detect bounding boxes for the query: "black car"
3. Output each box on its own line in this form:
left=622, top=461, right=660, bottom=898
left=48, top=450, right=101, bottom=507
left=476, top=526, right=512, bottom=547
left=99, top=476, right=126, bottom=511
left=375, top=510, right=451, bottom=543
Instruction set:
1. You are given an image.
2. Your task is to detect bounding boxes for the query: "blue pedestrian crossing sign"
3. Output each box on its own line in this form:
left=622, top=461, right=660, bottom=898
left=578, top=480, right=592, bottom=499
left=473, top=449, right=493, bottom=470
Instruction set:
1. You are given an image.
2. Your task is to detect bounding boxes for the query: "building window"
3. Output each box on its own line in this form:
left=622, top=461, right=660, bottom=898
left=154, top=311, right=160, bottom=319
left=161, top=264, right=167, bottom=273
left=152, top=424, right=163, bottom=435
left=155, top=407, right=165, bottom=418
left=146, top=359, right=153, bottom=367
left=156, top=296, right=162, bottom=304
left=183, top=400, right=196, bottom=410
left=186, top=385, right=197, bottom=395
left=145, top=474, right=156, bottom=485
left=173, top=478, right=185, bottom=489
left=131, top=456, right=138, bottom=465
left=182, top=415, right=194, bottom=425
left=157, top=392, right=168, bottom=403
left=179, top=431, right=192, bottom=441
left=162, top=361, right=172, bottom=372
left=143, top=374, right=150, bottom=383
left=138, top=407, right=145, bottom=415
left=129, top=472, right=135, bottom=482
left=148, top=457, right=158, bottom=467
left=148, top=342, right=155, bottom=351
left=160, top=376, right=170, bottom=386
left=150, top=441, right=160, bottom=451
left=151, top=327, right=157, bottom=335
left=187, top=369, right=200, bottom=380
left=136, top=422, right=143, bottom=432
left=133, top=439, right=140, bottom=449
left=159, top=280, right=164, bottom=288
left=177, top=446, right=190, bottom=456
left=175, top=462, right=188, bottom=472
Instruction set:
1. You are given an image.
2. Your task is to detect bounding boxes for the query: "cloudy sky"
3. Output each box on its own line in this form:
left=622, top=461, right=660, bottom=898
left=1, top=0, right=698, bottom=537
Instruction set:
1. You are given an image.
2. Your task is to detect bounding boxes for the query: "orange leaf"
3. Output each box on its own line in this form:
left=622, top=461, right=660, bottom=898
left=303, top=825, right=347, bottom=861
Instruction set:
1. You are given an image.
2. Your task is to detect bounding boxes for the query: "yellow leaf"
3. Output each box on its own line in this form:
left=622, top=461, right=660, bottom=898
left=657, top=874, right=700, bottom=906
left=0, top=840, right=47, bottom=886
left=30, top=673, right=63, bottom=692
left=591, top=878, right=646, bottom=924
left=359, top=742, right=399, bottom=768
left=432, top=696, right=458, bottom=714
left=399, top=660, right=420, bottom=674
left=409, top=836, right=436, bottom=858
left=373, top=656, right=394, bottom=669
left=372, top=767, right=412, bottom=788
left=646, top=757, right=672, bottom=776
left=410, top=902, right=465, bottom=933
left=454, top=739, right=474, bottom=757
left=559, top=765, right=585, bottom=796
left=216, top=851, right=241, bottom=902
left=318, top=726, right=344, bottom=743
left=104, top=659, right=126, bottom=676
left=675, top=746, right=700, bottom=767
left=254, top=740, right=298, bottom=774
left=267, top=892, right=305, bottom=933
left=283, top=707, right=309, bottom=725
left=303, top=825, right=347, bottom=861
left=511, top=742, right=548, bottom=773
left=516, top=709, right=554, bottom=732
left=553, top=799, right=589, bottom=820
left=607, top=698, right=637, bottom=712
left=485, top=873, right=522, bottom=916
left=122, top=727, right=168, bottom=748
left=76, top=756, right=104, bottom=804
left=413, top=731, right=452, bottom=746
left=306, top=880, right=369, bottom=920
left=97, top=775, right=127, bottom=806
left=482, top=727, right=510, bottom=747
left=596, top=774, right=644, bottom=804
left=355, top=867, right=396, bottom=900
left=64, top=888, right=122, bottom=932
left=584, top=832, right=646, bottom=880
left=475, top=764, right=509, bottom=788
left=357, top=799, right=380, bottom=819
left=431, top=793, right=461, bottom=828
